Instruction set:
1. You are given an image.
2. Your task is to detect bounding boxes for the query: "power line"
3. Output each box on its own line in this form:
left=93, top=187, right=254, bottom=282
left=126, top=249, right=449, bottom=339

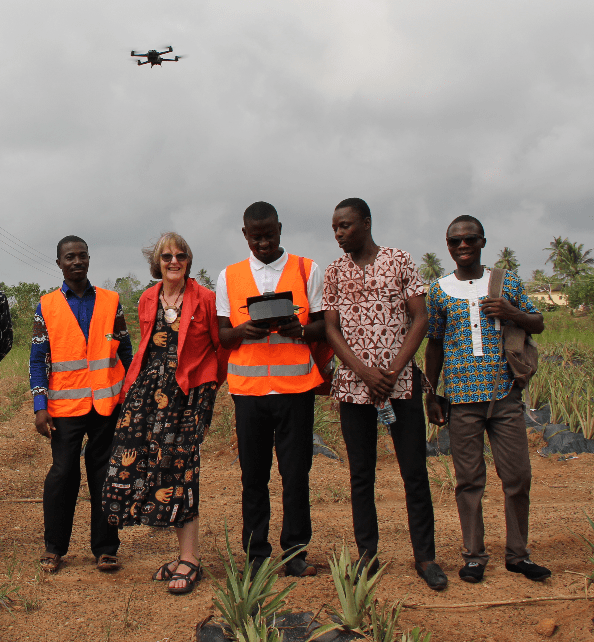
left=0, top=225, right=56, bottom=264
left=0, top=245, right=61, bottom=280
left=0, top=236, right=61, bottom=275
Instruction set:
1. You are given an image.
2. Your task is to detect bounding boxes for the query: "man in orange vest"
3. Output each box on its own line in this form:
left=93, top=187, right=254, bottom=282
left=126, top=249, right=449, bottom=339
left=216, top=202, right=325, bottom=577
left=30, top=236, right=133, bottom=574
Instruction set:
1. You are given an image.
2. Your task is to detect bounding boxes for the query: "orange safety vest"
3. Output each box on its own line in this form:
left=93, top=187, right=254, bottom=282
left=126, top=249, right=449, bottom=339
left=226, top=254, right=323, bottom=396
left=41, top=287, right=126, bottom=417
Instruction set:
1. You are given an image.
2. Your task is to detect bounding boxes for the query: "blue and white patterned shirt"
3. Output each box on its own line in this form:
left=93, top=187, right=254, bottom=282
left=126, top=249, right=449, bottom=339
left=426, top=268, right=539, bottom=404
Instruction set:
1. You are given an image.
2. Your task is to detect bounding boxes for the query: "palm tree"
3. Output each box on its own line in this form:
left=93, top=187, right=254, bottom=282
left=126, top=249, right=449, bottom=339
left=419, top=253, right=444, bottom=283
left=196, top=268, right=215, bottom=291
left=495, top=247, right=520, bottom=272
left=554, top=241, right=594, bottom=284
left=543, top=236, right=568, bottom=267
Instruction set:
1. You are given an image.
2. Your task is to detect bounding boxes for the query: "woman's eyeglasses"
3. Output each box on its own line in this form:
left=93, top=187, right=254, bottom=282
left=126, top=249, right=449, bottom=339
left=446, top=235, right=483, bottom=248
left=160, top=253, right=189, bottom=262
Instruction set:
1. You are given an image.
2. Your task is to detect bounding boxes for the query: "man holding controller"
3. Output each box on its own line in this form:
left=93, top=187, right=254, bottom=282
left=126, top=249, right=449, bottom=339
left=216, top=201, right=325, bottom=577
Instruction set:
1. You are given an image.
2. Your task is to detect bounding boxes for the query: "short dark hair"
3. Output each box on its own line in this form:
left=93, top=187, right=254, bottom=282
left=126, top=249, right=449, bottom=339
left=243, top=201, right=278, bottom=224
left=447, top=215, right=484, bottom=237
left=335, top=198, right=371, bottom=221
left=57, top=235, right=88, bottom=259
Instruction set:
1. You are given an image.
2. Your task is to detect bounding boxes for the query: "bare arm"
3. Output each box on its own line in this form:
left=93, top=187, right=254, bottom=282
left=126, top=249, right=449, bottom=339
left=385, top=294, right=428, bottom=381
left=424, top=337, right=446, bottom=425
left=325, top=309, right=394, bottom=404
left=480, top=298, right=544, bottom=334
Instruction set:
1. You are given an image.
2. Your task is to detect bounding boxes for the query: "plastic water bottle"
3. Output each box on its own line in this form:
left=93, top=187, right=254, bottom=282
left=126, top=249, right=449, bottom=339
left=376, top=401, right=396, bottom=427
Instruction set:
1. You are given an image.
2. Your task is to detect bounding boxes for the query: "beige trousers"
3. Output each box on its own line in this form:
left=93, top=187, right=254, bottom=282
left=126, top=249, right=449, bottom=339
left=449, top=386, right=531, bottom=565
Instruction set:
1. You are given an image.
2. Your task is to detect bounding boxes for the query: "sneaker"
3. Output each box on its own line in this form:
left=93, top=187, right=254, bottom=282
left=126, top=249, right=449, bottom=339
left=459, top=561, right=485, bottom=583
left=284, top=557, right=317, bottom=577
left=505, top=559, right=551, bottom=581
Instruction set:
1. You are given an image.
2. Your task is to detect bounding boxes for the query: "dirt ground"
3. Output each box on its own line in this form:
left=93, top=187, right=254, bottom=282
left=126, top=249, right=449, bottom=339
left=1, top=393, right=594, bottom=642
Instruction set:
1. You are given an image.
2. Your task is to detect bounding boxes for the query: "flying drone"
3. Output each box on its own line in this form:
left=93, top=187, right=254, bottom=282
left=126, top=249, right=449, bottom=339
left=131, top=46, right=181, bottom=67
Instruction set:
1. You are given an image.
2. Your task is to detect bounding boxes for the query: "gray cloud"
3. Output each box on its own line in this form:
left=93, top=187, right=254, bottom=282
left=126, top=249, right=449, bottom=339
left=1, top=0, right=593, bottom=291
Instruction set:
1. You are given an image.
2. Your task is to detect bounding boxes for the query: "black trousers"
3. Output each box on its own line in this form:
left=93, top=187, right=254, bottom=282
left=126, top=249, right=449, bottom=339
left=339, top=369, right=435, bottom=562
left=44, top=406, right=120, bottom=557
left=233, top=391, right=315, bottom=560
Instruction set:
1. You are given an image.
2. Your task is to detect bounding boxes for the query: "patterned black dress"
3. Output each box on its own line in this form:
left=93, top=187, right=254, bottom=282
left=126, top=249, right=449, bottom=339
left=102, top=302, right=216, bottom=528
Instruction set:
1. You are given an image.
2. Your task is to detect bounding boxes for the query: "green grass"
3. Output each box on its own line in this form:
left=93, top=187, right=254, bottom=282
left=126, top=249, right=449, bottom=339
left=0, top=343, right=30, bottom=422
left=538, top=308, right=594, bottom=350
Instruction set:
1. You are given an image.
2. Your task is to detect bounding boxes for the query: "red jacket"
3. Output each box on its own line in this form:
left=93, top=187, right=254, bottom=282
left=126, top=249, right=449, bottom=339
left=123, top=278, right=228, bottom=396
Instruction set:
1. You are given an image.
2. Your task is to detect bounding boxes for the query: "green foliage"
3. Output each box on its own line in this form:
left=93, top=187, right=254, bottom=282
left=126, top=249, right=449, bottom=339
left=400, top=627, right=432, bottom=642
left=426, top=454, right=456, bottom=500
left=419, top=253, right=444, bottom=283
left=309, top=545, right=387, bottom=639
left=368, top=599, right=403, bottom=642
left=207, top=524, right=299, bottom=642
left=312, top=397, right=341, bottom=449
left=0, top=281, right=49, bottom=348
left=196, top=268, right=215, bottom=291
left=237, top=616, right=284, bottom=642
left=566, top=273, right=594, bottom=309
left=554, top=241, right=594, bottom=285
left=494, top=247, right=520, bottom=272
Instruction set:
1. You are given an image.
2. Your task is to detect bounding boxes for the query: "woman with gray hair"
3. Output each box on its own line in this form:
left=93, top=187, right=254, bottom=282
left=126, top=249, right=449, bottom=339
left=102, top=232, right=227, bottom=594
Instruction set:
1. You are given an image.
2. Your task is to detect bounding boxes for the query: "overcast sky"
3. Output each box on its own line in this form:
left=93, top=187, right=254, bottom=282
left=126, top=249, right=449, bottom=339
left=1, top=0, right=593, bottom=291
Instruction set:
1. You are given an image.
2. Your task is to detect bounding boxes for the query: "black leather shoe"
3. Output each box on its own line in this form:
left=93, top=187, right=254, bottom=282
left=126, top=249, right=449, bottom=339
left=459, top=561, right=485, bottom=583
left=415, top=562, right=448, bottom=590
left=284, top=557, right=317, bottom=577
left=505, top=559, right=551, bottom=581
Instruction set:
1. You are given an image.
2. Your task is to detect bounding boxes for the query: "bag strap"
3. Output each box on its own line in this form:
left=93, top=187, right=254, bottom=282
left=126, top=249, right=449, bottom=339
left=487, top=268, right=506, bottom=419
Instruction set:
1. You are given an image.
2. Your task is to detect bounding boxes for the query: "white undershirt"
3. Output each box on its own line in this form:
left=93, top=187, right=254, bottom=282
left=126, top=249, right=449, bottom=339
left=438, top=269, right=500, bottom=357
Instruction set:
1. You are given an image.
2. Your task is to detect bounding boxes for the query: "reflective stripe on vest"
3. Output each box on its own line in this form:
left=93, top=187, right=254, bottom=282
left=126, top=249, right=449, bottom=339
left=242, top=334, right=300, bottom=346
left=46, top=378, right=123, bottom=401
left=228, top=355, right=315, bottom=378
left=48, top=387, right=92, bottom=400
left=51, top=359, right=88, bottom=372
left=51, top=355, right=120, bottom=373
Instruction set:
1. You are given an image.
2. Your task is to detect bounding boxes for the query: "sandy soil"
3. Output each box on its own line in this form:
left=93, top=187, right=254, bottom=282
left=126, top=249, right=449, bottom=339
left=1, top=393, right=594, bottom=642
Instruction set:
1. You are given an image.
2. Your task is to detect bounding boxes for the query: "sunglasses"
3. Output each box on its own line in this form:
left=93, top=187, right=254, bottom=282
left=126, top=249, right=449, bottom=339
left=446, top=234, right=484, bottom=248
left=161, top=252, right=188, bottom=262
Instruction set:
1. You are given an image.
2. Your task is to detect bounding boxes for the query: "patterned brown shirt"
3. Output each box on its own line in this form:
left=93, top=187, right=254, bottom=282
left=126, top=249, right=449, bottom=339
left=322, top=247, right=425, bottom=404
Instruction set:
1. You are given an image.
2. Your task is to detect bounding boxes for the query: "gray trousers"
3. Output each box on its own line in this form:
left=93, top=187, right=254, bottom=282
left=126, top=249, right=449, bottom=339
left=449, top=386, right=531, bottom=565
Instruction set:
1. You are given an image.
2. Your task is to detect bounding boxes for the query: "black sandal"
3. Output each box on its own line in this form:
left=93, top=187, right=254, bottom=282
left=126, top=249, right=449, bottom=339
left=167, top=560, right=203, bottom=595
left=152, top=558, right=179, bottom=581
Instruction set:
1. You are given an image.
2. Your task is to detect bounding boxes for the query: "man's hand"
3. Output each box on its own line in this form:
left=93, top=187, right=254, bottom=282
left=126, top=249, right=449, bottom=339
left=234, top=320, right=271, bottom=340
left=359, top=366, right=395, bottom=404
left=277, top=316, right=303, bottom=339
left=480, top=297, right=520, bottom=320
left=425, top=393, right=447, bottom=426
left=35, top=409, right=55, bottom=439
